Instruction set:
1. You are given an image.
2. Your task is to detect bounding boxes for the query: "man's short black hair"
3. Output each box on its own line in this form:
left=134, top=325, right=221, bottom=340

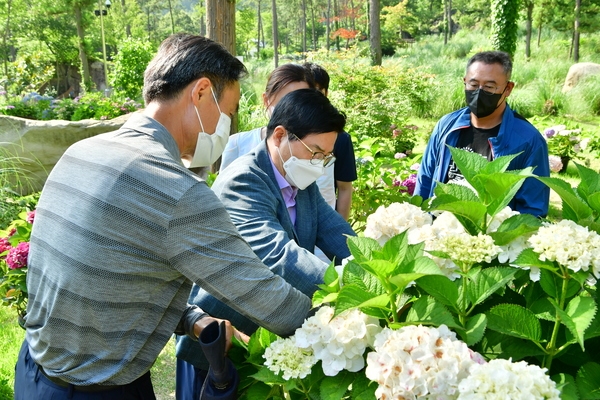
left=466, top=51, right=512, bottom=79
left=266, top=89, right=345, bottom=139
left=143, top=34, right=247, bottom=104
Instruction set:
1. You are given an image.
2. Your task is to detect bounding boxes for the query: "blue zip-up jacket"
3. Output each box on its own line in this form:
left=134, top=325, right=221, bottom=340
left=415, top=104, right=550, bottom=217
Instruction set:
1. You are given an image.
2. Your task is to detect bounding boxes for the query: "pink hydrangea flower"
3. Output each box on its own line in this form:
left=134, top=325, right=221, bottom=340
left=0, top=237, right=11, bottom=257
left=400, top=174, right=417, bottom=196
left=26, top=210, right=36, bottom=224
left=394, top=152, right=407, bottom=159
left=6, top=242, right=29, bottom=269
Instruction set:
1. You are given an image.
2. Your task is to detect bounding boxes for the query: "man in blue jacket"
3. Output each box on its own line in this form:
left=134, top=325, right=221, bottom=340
left=415, top=50, right=550, bottom=217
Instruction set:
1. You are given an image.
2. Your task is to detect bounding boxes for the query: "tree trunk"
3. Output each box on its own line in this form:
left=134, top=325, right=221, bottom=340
left=74, top=5, right=91, bottom=91
left=334, top=0, right=340, bottom=50
left=525, top=1, right=533, bottom=59
left=256, top=0, right=262, bottom=59
left=301, top=0, right=307, bottom=56
left=271, top=0, right=278, bottom=67
left=369, top=0, right=381, bottom=65
left=326, top=0, right=331, bottom=51
left=537, top=23, right=542, bottom=47
left=310, top=0, right=317, bottom=50
left=121, top=0, right=131, bottom=37
left=167, top=0, right=176, bottom=34
left=447, top=0, right=452, bottom=40
left=443, top=0, right=448, bottom=44
left=2, top=0, right=11, bottom=77
left=206, top=0, right=236, bottom=56
left=573, top=0, right=580, bottom=62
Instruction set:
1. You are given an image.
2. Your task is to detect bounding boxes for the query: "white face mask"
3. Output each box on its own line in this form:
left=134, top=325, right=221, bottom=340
left=277, top=137, right=325, bottom=190
left=188, top=87, right=231, bottom=168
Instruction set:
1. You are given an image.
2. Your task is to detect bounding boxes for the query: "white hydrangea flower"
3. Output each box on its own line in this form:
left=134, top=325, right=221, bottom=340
left=364, top=202, right=432, bottom=245
left=433, top=232, right=501, bottom=267
left=486, top=206, right=519, bottom=233
left=366, top=325, right=485, bottom=399
left=457, top=358, right=560, bottom=400
left=548, top=155, right=563, bottom=173
left=293, top=306, right=382, bottom=377
left=263, top=337, right=316, bottom=380
left=528, top=219, right=600, bottom=277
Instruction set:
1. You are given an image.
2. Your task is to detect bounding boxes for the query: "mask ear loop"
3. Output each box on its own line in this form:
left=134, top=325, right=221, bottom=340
left=210, top=87, right=223, bottom=114
left=194, top=106, right=206, bottom=133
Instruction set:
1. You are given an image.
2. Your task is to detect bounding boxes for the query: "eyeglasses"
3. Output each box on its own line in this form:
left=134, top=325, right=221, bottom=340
left=290, top=133, right=336, bottom=167
left=464, top=81, right=508, bottom=96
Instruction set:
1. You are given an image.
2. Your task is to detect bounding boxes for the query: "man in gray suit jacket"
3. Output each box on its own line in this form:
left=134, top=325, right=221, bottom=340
left=176, top=88, right=356, bottom=399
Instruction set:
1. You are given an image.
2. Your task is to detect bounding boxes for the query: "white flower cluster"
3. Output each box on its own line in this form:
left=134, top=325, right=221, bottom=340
left=263, top=337, right=315, bottom=380
left=528, top=219, right=600, bottom=277
left=365, top=325, right=486, bottom=399
left=434, top=232, right=501, bottom=267
left=457, top=358, right=561, bottom=400
left=364, top=202, right=432, bottom=245
left=548, top=155, right=563, bottom=173
left=264, top=306, right=382, bottom=378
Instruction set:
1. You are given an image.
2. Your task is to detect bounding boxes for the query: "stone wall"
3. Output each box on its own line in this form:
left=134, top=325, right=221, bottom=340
left=0, top=113, right=132, bottom=194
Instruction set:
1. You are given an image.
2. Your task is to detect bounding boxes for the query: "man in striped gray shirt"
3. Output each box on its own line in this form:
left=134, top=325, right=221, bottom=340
left=14, top=34, right=312, bottom=400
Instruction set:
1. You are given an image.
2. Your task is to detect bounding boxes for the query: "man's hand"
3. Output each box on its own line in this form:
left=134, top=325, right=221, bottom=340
left=193, top=316, right=250, bottom=352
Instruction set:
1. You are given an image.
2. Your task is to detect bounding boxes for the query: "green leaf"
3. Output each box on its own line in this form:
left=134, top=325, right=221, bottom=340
left=586, top=192, right=600, bottom=214
left=479, top=330, right=545, bottom=361
left=416, top=275, right=459, bottom=310
left=530, top=297, right=556, bottom=322
left=430, top=200, right=488, bottom=233
left=576, top=362, right=600, bottom=399
left=551, top=373, right=579, bottom=400
left=343, top=261, right=386, bottom=296
left=381, top=231, right=408, bottom=265
left=549, top=296, right=597, bottom=351
left=363, top=259, right=398, bottom=278
left=537, top=176, right=593, bottom=221
left=539, top=269, right=581, bottom=299
left=513, top=249, right=557, bottom=271
left=468, top=267, right=518, bottom=306
left=486, top=303, right=542, bottom=341
left=480, top=153, right=520, bottom=174
left=240, top=381, right=278, bottom=400
left=464, top=313, right=487, bottom=346
left=433, top=181, right=480, bottom=202
left=322, top=262, right=340, bottom=286
left=489, top=213, right=543, bottom=245
left=250, top=365, right=289, bottom=385
left=575, top=162, right=600, bottom=195
left=347, top=236, right=381, bottom=263
left=405, top=295, right=460, bottom=329
left=336, top=284, right=389, bottom=316
left=474, top=171, right=530, bottom=216
left=448, top=146, right=495, bottom=183
left=349, top=373, right=377, bottom=400
left=320, top=370, right=353, bottom=399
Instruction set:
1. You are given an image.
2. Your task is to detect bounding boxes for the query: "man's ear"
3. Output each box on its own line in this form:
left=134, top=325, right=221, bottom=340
left=191, top=77, right=212, bottom=106
left=271, top=126, right=287, bottom=146
left=504, top=81, right=515, bottom=97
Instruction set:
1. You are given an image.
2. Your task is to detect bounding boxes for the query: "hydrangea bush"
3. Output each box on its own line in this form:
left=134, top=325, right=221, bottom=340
left=228, top=147, right=600, bottom=399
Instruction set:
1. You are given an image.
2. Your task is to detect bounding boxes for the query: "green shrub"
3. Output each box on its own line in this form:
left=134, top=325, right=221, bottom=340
left=111, top=38, right=155, bottom=100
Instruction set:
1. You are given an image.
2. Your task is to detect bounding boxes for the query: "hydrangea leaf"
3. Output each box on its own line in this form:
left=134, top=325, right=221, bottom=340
left=322, top=262, right=340, bottom=287
left=250, top=365, right=290, bottom=385
left=479, top=153, right=521, bottom=174
left=463, top=313, right=487, bottom=346
left=549, top=296, right=597, bottom=351
left=472, top=171, right=531, bottom=216
left=429, top=200, right=488, bottom=234
left=513, top=248, right=557, bottom=272
left=245, top=328, right=277, bottom=365
left=489, top=213, right=542, bottom=245
left=530, top=297, right=556, bottom=322
left=575, top=162, right=600, bottom=195
left=486, top=303, right=542, bottom=342
left=320, top=370, right=354, bottom=400
left=363, top=259, right=397, bottom=278
left=467, top=266, right=518, bottom=307
left=405, top=295, right=461, bottom=329
left=335, top=284, right=389, bottom=317
left=447, top=146, right=499, bottom=183
left=480, top=330, right=545, bottom=361
left=415, top=275, right=459, bottom=311
left=239, top=380, right=281, bottom=400
left=584, top=305, right=600, bottom=340
left=343, top=260, right=386, bottom=295
left=347, top=236, right=381, bottom=263
left=380, top=230, right=408, bottom=265
left=551, top=373, right=579, bottom=400
left=538, top=269, right=581, bottom=299
left=585, top=192, right=600, bottom=215
left=433, top=181, right=480, bottom=203
left=537, top=176, right=593, bottom=221
left=348, top=373, right=377, bottom=400
left=576, top=362, right=600, bottom=399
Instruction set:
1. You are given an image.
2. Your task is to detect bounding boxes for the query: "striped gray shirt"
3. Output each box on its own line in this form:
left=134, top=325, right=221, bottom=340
left=25, top=113, right=311, bottom=385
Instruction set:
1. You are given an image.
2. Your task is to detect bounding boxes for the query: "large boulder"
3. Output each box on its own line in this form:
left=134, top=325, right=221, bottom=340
left=0, top=113, right=132, bottom=194
left=562, top=62, right=600, bottom=92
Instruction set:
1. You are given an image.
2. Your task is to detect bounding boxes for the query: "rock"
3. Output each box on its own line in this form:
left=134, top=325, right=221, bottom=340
left=562, top=62, right=600, bottom=92
left=0, top=113, right=133, bottom=194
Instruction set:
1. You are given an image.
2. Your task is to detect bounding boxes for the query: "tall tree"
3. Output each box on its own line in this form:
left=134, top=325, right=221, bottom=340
left=271, top=0, right=278, bottom=66
left=206, top=0, right=236, bottom=55
left=491, top=0, right=520, bottom=58
left=74, top=3, right=91, bottom=90
left=369, top=0, right=381, bottom=65
left=573, top=0, right=580, bottom=61
left=523, top=0, right=534, bottom=59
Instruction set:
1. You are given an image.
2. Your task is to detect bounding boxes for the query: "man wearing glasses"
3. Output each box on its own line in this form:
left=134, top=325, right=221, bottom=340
left=176, top=88, right=355, bottom=398
left=415, top=50, right=550, bottom=217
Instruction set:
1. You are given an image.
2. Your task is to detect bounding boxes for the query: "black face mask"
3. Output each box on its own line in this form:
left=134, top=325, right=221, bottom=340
left=465, top=88, right=505, bottom=118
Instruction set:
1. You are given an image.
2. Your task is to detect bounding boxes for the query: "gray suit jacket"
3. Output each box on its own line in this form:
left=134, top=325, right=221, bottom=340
left=177, top=140, right=355, bottom=367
